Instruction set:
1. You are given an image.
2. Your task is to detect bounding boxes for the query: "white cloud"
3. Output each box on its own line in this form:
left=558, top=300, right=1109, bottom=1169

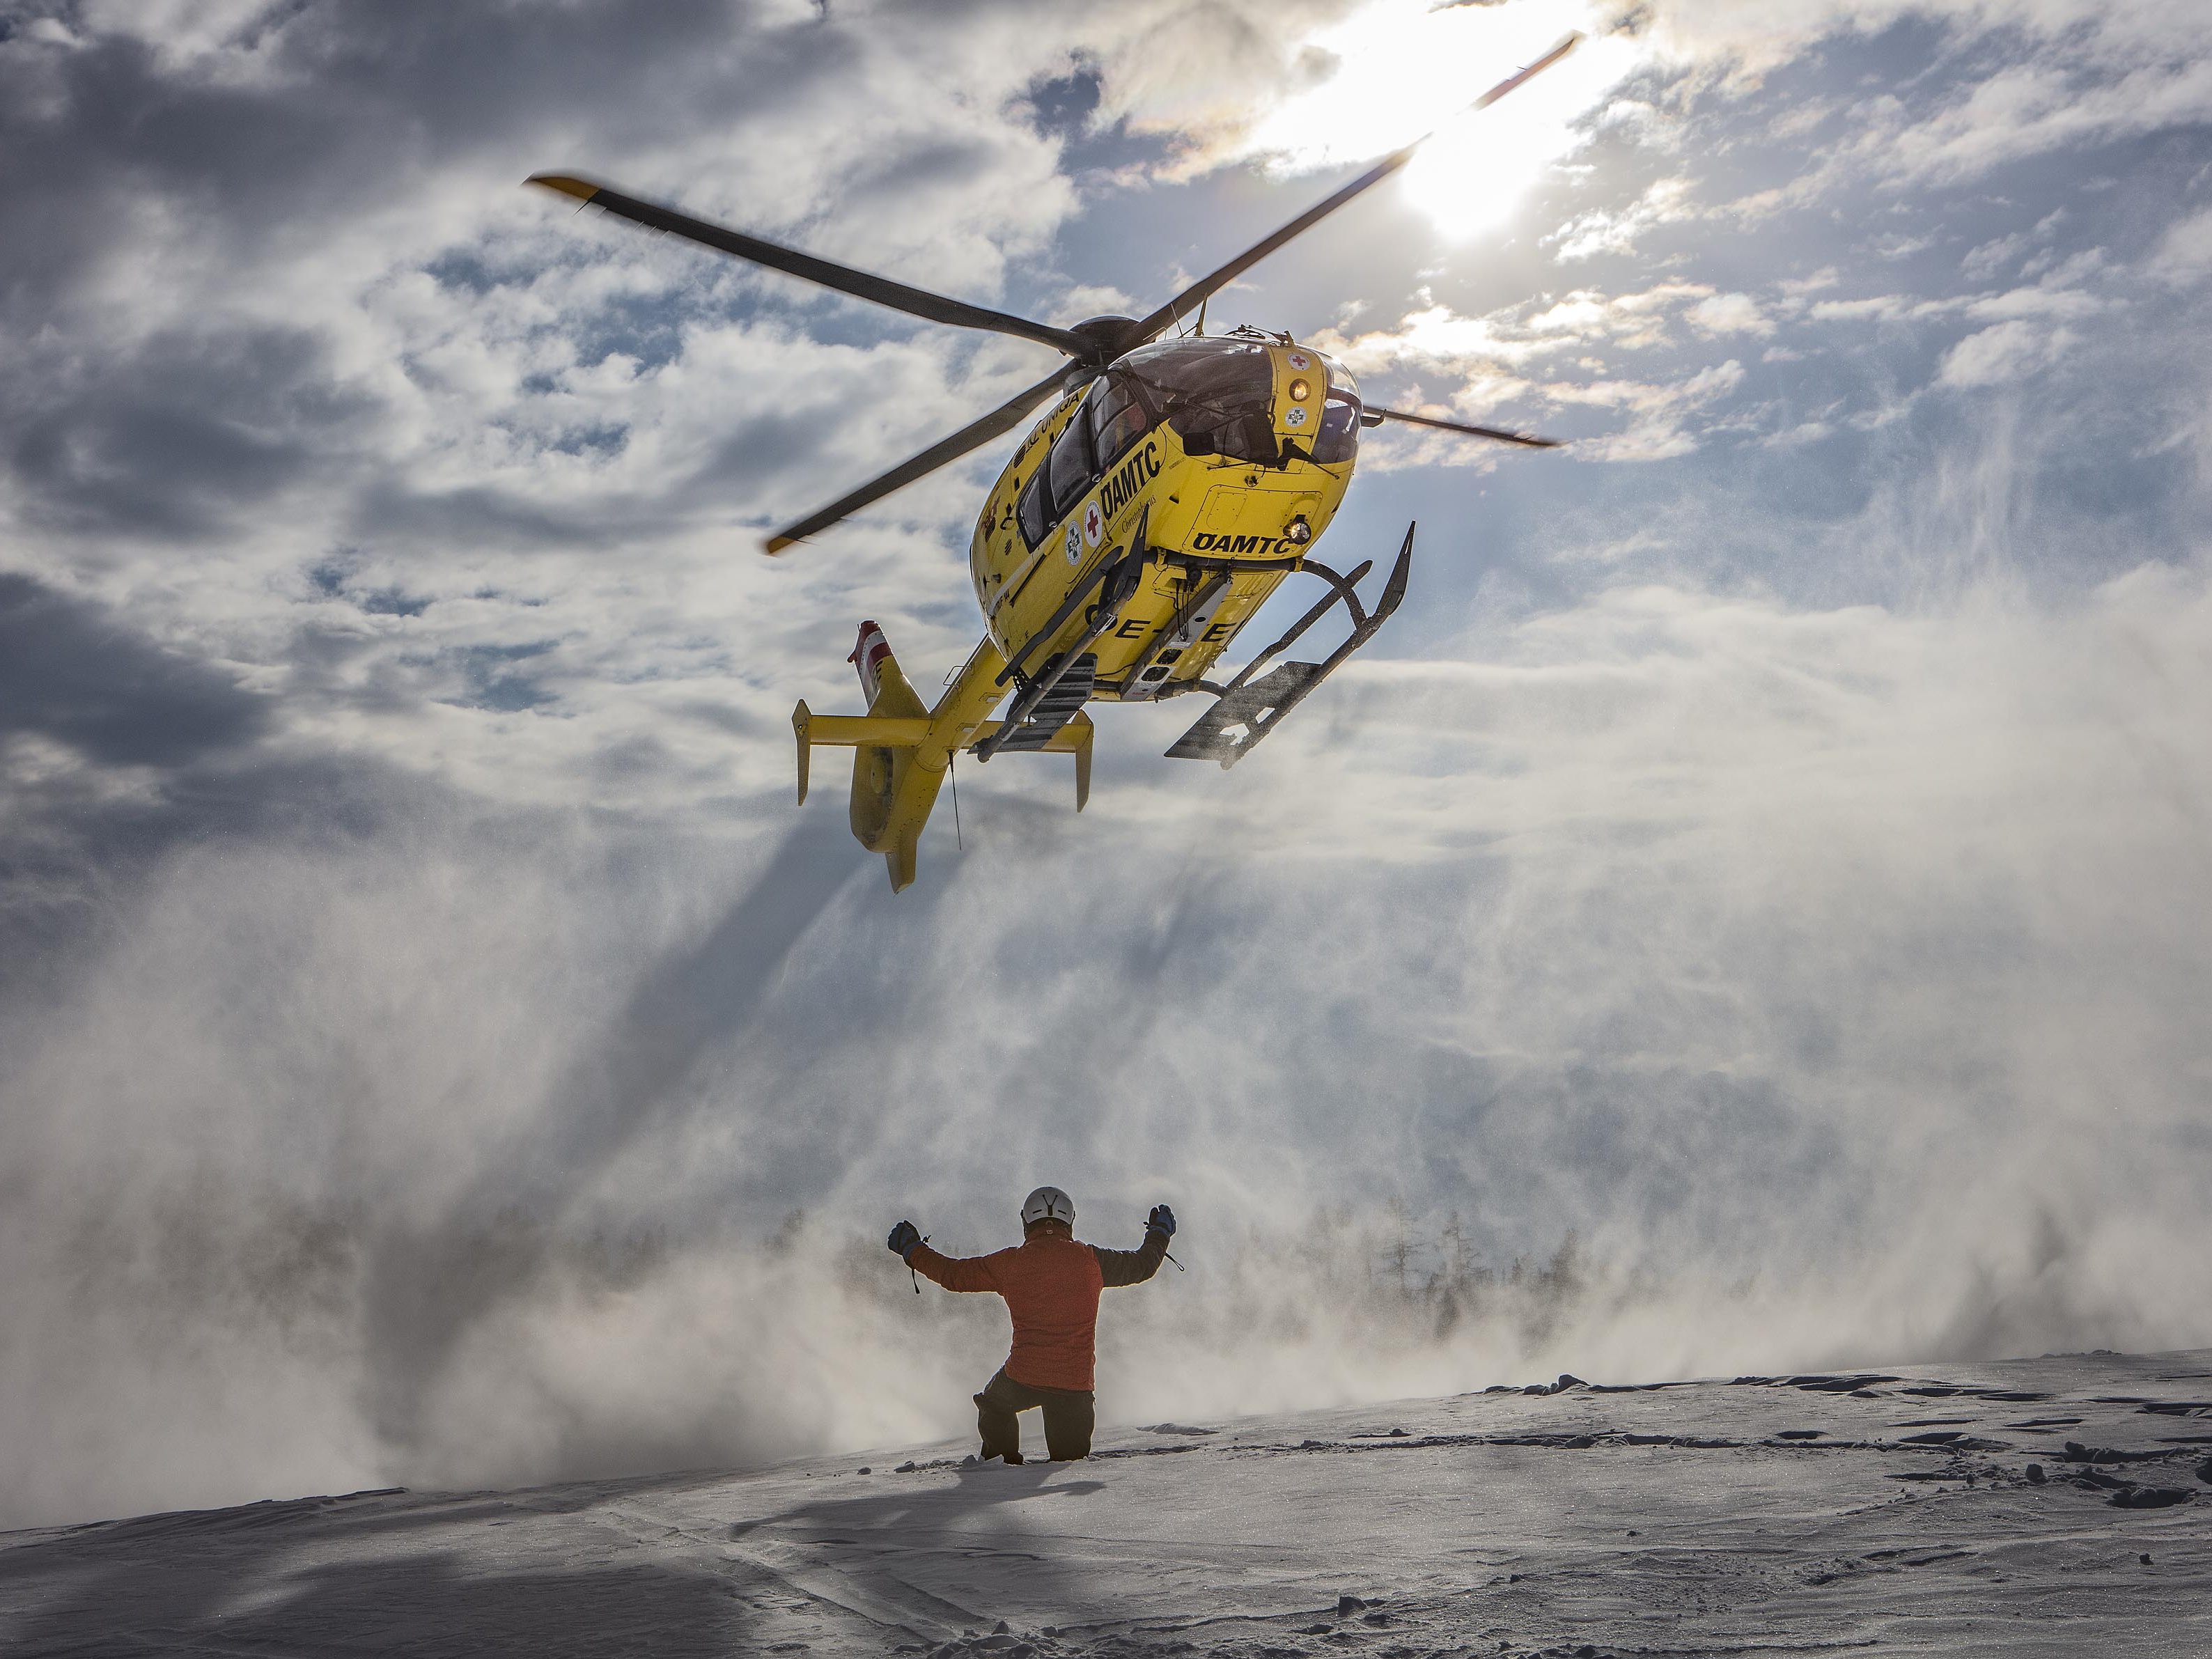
left=1775, top=267, right=1838, bottom=297
left=1806, top=294, right=1931, bottom=323
left=1685, top=291, right=1775, bottom=337
left=1633, top=1, right=2212, bottom=237
left=1938, top=318, right=2074, bottom=387
left=1963, top=283, right=2103, bottom=322
left=1869, top=231, right=1936, bottom=260
left=1547, top=176, right=1697, bottom=262
left=1315, top=278, right=1760, bottom=460
left=1557, top=358, right=1746, bottom=460
left=1877, top=55, right=2212, bottom=188
left=1762, top=419, right=1834, bottom=447
left=2149, top=204, right=2212, bottom=288
left=1321, top=302, right=1572, bottom=374
left=1962, top=229, right=2030, bottom=283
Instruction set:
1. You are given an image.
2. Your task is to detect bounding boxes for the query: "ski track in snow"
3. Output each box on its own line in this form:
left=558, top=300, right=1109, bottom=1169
left=3, top=1351, right=2209, bottom=1656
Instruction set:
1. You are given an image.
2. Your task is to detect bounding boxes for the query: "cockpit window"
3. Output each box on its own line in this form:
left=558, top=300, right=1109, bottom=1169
left=1121, top=338, right=1268, bottom=398
left=1120, top=340, right=1277, bottom=465
left=1047, top=401, right=1095, bottom=520
left=1015, top=383, right=1127, bottom=551
left=1086, top=371, right=1151, bottom=467
left=1015, top=465, right=1052, bottom=550
left=1308, top=353, right=1361, bottom=465
left=1314, top=389, right=1360, bottom=465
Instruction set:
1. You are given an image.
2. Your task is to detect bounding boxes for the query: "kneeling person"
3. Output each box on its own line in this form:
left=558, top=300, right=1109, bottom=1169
left=887, top=1186, right=1175, bottom=1463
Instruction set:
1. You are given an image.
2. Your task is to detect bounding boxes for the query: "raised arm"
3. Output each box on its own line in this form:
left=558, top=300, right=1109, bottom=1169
left=890, top=1219, right=1004, bottom=1293
left=908, top=1240, right=1006, bottom=1294
left=1094, top=1204, right=1176, bottom=1288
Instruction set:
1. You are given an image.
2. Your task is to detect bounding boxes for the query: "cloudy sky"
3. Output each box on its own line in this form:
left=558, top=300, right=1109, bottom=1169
left=3, top=0, right=2211, bottom=1528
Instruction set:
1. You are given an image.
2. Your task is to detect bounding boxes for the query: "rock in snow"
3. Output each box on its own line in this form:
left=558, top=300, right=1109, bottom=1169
left=3, top=1349, right=2210, bottom=1655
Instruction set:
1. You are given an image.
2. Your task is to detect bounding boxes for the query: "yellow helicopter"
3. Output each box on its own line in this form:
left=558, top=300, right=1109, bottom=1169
left=531, top=36, right=1576, bottom=890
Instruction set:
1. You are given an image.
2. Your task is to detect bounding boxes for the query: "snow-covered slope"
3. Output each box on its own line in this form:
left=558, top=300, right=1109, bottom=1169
left=5, top=1350, right=2208, bottom=1657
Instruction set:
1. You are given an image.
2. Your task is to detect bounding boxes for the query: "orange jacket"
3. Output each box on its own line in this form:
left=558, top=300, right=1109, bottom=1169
left=910, top=1223, right=1167, bottom=1391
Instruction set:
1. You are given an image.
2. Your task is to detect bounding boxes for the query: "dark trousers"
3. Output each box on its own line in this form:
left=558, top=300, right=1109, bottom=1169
left=974, top=1367, right=1096, bottom=1462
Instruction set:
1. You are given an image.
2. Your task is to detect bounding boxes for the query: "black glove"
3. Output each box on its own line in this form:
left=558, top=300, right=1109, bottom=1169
left=887, top=1220, right=922, bottom=1260
left=1147, top=1204, right=1177, bottom=1240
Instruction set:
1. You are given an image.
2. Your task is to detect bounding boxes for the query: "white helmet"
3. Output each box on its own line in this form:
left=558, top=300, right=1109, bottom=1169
left=1020, top=1185, right=1075, bottom=1229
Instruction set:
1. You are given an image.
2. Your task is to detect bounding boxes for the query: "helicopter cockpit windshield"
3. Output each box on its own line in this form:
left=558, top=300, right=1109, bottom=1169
left=1119, top=339, right=1279, bottom=464
left=1314, top=359, right=1360, bottom=465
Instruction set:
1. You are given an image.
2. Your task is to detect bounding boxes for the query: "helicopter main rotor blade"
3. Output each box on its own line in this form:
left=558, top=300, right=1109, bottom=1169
left=764, top=364, right=1079, bottom=554
left=1362, top=405, right=1561, bottom=449
left=1116, top=33, right=1581, bottom=352
left=529, top=175, right=1096, bottom=361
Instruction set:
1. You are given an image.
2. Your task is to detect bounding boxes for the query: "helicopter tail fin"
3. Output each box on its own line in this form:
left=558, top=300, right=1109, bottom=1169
left=850, top=621, right=927, bottom=719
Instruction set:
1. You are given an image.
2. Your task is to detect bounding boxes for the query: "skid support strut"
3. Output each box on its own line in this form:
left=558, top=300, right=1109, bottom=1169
left=1165, top=522, right=1415, bottom=768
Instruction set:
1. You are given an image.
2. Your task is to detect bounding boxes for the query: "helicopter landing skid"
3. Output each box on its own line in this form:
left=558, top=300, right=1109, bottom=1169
left=1165, top=522, right=1413, bottom=769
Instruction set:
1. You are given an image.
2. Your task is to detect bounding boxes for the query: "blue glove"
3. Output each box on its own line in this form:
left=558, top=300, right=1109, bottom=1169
left=887, top=1220, right=922, bottom=1260
left=1147, top=1204, right=1176, bottom=1239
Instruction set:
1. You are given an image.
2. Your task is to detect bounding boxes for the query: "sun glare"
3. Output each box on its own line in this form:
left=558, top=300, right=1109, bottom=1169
left=1246, top=0, right=1635, bottom=243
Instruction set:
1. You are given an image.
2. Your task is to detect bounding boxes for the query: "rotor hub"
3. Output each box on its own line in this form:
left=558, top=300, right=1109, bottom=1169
left=1069, top=314, right=1140, bottom=366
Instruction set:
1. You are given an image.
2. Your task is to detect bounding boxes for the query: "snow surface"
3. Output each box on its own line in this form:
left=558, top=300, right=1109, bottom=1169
left=4, top=1350, right=2209, bottom=1657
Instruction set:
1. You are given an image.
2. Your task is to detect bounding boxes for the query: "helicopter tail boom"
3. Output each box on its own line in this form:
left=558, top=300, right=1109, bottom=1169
left=793, top=625, right=1091, bottom=891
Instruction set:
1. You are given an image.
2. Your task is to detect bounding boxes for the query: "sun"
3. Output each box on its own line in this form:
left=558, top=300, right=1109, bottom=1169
left=1243, top=0, right=1635, bottom=243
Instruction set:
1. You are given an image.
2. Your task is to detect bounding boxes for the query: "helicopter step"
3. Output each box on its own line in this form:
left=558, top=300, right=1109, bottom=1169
left=976, top=523, right=1149, bottom=763
left=992, top=653, right=1097, bottom=751
left=1165, top=522, right=1414, bottom=768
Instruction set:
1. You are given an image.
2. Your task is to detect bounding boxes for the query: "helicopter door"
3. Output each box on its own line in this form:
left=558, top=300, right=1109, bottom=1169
left=1015, top=465, right=1054, bottom=550
left=1046, top=406, right=1096, bottom=524
left=1087, top=371, right=1151, bottom=467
